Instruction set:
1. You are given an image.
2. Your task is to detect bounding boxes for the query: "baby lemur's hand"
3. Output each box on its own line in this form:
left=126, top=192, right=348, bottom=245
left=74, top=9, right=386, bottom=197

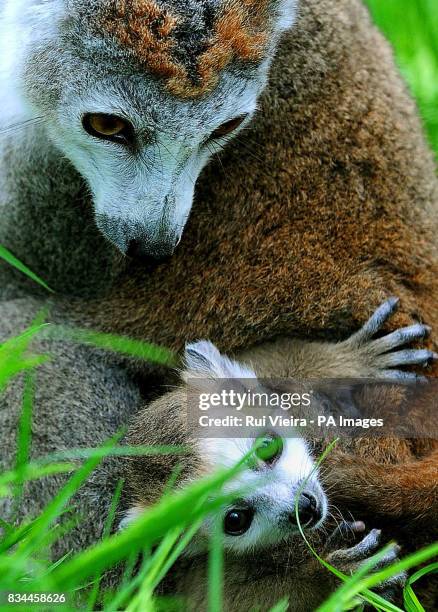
left=342, top=297, right=436, bottom=381
left=324, top=521, right=406, bottom=603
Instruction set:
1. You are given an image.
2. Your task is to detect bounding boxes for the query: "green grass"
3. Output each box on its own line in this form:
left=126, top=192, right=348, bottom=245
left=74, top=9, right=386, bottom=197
left=366, top=0, right=438, bottom=156
left=1, top=2, right=438, bottom=610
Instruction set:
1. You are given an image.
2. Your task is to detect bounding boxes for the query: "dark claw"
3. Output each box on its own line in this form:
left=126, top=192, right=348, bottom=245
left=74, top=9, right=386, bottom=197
left=351, top=298, right=399, bottom=346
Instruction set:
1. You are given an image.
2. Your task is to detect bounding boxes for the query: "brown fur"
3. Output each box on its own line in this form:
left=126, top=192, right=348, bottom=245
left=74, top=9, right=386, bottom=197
left=96, top=0, right=271, bottom=98
left=69, top=0, right=438, bottom=545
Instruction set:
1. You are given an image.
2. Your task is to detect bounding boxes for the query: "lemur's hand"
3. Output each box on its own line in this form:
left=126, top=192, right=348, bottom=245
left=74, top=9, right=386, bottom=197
left=342, top=297, right=436, bottom=381
left=324, top=521, right=406, bottom=603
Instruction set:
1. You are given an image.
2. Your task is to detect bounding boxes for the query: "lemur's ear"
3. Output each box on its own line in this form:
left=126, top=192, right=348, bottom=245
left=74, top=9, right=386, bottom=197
left=184, top=341, right=256, bottom=380
left=273, top=0, right=299, bottom=32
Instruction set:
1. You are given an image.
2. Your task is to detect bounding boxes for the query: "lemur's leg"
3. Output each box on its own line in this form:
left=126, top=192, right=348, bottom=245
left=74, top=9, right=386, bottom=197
left=237, top=298, right=436, bottom=380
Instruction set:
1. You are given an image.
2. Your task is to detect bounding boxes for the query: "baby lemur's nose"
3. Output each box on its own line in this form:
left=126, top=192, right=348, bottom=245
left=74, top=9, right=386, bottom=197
left=289, top=492, right=322, bottom=528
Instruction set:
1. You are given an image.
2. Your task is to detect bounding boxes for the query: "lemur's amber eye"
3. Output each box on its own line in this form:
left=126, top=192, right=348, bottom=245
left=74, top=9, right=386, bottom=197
left=82, top=113, right=134, bottom=145
left=224, top=506, right=254, bottom=536
left=209, top=115, right=247, bottom=140
left=255, top=433, right=284, bottom=465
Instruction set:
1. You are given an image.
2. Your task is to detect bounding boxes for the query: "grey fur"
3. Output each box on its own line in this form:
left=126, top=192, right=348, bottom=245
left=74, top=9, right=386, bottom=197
left=0, top=298, right=142, bottom=558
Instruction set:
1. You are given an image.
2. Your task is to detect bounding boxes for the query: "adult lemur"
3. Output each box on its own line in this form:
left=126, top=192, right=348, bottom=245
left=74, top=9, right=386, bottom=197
left=0, top=0, right=437, bottom=591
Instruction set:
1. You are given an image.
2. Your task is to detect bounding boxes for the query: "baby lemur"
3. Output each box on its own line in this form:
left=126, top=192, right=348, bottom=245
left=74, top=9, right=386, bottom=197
left=123, top=300, right=418, bottom=608
left=0, top=298, right=412, bottom=608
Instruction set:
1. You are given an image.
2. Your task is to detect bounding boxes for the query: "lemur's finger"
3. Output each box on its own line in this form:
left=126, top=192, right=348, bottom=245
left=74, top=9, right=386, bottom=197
left=379, top=370, right=428, bottom=383
left=349, top=298, right=399, bottom=346
left=371, top=323, right=431, bottom=354
left=346, top=528, right=382, bottom=560
left=329, top=529, right=381, bottom=564
left=376, top=349, right=437, bottom=369
left=364, top=544, right=401, bottom=572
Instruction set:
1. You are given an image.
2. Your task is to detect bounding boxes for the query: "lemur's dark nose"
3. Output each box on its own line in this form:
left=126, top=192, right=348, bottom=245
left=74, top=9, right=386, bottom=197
left=127, top=238, right=175, bottom=262
left=289, top=493, right=322, bottom=528
left=127, top=239, right=147, bottom=260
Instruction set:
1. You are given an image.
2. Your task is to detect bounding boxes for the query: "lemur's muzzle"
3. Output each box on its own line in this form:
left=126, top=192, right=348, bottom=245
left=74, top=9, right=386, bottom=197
left=288, top=492, right=323, bottom=528
left=126, top=236, right=178, bottom=261
left=96, top=213, right=181, bottom=260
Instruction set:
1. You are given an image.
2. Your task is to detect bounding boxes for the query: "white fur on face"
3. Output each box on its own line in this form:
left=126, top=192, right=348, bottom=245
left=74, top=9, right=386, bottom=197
left=0, top=0, right=63, bottom=123
left=45, top=71, right=262, bottom=256
left=121, top=339, right=327, bottom=553
left=196, top=434, right=327, bottom=554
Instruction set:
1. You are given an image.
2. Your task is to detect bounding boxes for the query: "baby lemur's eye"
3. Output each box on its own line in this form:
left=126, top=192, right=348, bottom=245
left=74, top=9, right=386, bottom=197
left=224, top=506, right=254, bottom=536
left=255, top=433, right=284, bottom=465
left=208, top=115, right=248, bottom=141
left=82, top=113, right=134, bottom=145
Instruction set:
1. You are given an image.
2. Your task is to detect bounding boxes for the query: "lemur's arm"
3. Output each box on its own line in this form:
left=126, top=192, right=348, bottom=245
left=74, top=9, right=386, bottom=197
left=236, top=297, right=438, bottom=526
left=236, top=298, right=435, bottom=380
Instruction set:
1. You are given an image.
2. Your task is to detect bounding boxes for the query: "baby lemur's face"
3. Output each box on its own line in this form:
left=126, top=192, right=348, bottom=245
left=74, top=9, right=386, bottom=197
left=13, top=0, right=298, bottom=258
left=197, top=432, right=327, bottom=554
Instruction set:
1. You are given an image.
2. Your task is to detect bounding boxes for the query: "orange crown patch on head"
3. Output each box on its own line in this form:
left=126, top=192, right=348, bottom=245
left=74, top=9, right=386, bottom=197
left=96, top=0, right=273, bottom=98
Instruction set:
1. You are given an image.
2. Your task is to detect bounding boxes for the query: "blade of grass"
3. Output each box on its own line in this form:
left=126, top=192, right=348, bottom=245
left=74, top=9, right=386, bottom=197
left=0, top=323, right=50, bottom=392
left=105, top=551, right=153, bottom=612
left=316, top=544, right=398, bottom=612
left=87, top=479, right=125, bottom=611
left=293, top=441, right=403, bottom=612
left=208, top=515, right=224, bottom=612
left=150, top=519, right=203, bottom=591
left=0, top=463, right=77, bottom=497
left=13, top=374, right=34, bottom=512
left=403, top=561, right=438, bottom=612
left=269, top=599, right=290, bottom=612
left=318, top=542, right=438, bottom=611
left=41, top=445, right=189, bottom=463
left=0, top=245, right=53, bottom=293
left=354, top=543, right=438, bottom=594
left=17, top=435, right=120, bottom=556
left=48, top=454, right=251, bottom=590
left=126, top=528, right=182, bottom=612
left=48, top=326, right=177, bottom=366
